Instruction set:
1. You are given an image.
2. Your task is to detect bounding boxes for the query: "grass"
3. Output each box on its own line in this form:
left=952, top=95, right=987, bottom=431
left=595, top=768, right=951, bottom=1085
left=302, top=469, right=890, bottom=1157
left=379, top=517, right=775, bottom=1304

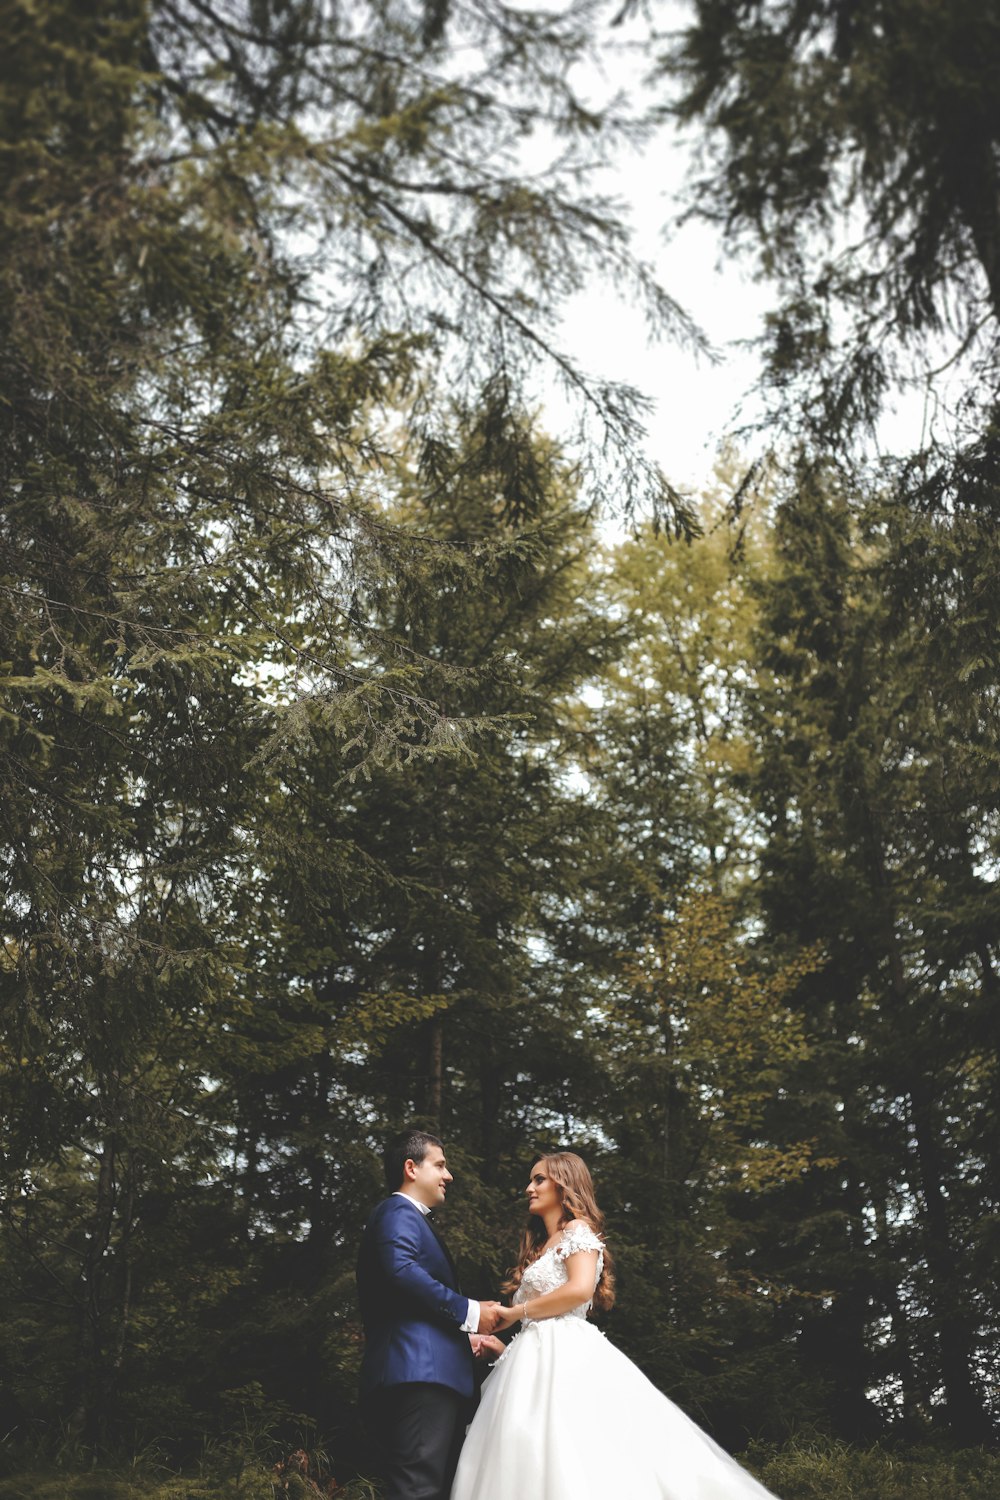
left=0, top=1476, right=266, bottom=1500
left=2, top=1441, right=998, bottom=1499
left=0, top=1474, right=382, bottom=1500
left=746, top=1436, right=1000, bottom=1499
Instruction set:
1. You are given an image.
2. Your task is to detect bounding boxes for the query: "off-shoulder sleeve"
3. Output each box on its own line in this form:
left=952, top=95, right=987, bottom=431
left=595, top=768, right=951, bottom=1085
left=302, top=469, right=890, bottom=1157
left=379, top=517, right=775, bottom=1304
left=554, top=1220, right=604, bottom=1259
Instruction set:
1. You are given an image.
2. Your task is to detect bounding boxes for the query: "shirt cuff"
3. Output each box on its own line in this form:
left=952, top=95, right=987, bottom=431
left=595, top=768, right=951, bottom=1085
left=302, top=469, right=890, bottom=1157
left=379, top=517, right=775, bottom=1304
left=460, top=1299, right=480, bottom=1333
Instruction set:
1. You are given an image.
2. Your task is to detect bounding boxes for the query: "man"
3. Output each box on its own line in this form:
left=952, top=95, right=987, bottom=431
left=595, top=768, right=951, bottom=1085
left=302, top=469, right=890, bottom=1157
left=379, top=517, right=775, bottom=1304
left=356, top=1129, right=503, bottom=1500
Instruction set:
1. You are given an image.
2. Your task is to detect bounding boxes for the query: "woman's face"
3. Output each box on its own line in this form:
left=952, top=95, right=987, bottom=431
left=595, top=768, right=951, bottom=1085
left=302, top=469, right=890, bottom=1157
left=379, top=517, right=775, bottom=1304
left=526, top=1161, right=562, bottom=1220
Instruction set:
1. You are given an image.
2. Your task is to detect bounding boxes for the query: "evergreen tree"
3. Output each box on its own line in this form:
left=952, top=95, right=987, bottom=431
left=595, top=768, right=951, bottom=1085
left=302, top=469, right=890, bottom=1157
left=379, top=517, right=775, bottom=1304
left=215, top=422, right=627, bottom=1441
left=741, top=466, right=999, bottom=1443
left=658, top=0, right=1000, bottom=456
left=583, top=490, right=832, bottom=1444
left=1, top=0, right=688, bottom=1454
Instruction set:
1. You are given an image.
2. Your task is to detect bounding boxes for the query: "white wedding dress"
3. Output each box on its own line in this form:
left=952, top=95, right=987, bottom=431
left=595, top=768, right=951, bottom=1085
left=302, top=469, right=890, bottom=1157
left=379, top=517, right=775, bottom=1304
left=451, top=1221, right=781, bottom=1500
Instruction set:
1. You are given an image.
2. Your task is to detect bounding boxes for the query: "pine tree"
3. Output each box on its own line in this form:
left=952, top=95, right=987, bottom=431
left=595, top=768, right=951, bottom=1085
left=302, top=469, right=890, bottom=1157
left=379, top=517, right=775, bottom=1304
left=658, top=0, right=1000, bottom=457
left=1, top=0, right=690, bottom=1452
left=742, top=464, right=998, bottom=1443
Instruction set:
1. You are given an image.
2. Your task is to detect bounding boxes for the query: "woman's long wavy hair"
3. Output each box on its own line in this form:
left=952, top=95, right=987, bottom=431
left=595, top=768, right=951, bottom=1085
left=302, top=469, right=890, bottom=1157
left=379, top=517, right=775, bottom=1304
left=502, top=1151, right=616, bottom=1314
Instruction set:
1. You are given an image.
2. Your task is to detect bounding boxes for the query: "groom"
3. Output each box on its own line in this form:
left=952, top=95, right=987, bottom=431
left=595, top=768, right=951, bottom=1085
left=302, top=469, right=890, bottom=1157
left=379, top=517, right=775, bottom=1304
left=356, top=1128, right=503, bottom=1500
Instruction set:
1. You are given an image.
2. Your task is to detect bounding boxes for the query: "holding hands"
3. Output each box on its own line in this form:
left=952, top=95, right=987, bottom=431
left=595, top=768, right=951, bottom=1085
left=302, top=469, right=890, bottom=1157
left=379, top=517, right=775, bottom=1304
left=476, top=1300, right=503, bottom=1335
left=469, top=1333, right=506, bottom=1360
left=469, top=1299, right=521, bottom=1360
left=492, top=1303, right=522, bottom=1329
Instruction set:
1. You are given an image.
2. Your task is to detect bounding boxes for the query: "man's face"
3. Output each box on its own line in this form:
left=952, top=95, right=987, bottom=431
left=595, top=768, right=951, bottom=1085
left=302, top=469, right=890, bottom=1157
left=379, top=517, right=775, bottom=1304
left=406, top=1145, right=453, bottom=1209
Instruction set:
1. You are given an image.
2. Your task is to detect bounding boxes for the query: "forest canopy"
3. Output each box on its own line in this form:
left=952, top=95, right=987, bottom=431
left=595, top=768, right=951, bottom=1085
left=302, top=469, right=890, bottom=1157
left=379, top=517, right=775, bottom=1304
left=1, top=0, right=998, bottom=1484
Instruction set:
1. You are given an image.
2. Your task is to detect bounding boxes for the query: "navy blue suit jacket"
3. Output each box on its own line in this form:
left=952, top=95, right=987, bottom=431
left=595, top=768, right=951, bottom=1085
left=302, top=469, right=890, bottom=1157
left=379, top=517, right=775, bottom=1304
left=357, top=1194, right=475, bottom=1400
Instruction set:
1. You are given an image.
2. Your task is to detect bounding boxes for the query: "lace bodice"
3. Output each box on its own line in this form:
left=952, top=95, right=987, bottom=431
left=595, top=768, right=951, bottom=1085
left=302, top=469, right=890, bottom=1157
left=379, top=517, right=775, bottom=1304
left=512, top=1220, right=605, bottom=1322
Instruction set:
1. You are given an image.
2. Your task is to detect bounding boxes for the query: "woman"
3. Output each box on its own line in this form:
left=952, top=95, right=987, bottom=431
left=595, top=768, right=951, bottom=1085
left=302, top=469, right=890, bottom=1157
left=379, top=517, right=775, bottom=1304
left=451, top=1152, right=782, bottom=1500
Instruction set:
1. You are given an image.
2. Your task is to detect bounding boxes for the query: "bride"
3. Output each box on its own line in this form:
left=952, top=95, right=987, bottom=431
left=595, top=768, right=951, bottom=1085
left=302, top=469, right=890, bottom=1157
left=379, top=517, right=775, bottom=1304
left=451, top=1152, right=782, bottom=1500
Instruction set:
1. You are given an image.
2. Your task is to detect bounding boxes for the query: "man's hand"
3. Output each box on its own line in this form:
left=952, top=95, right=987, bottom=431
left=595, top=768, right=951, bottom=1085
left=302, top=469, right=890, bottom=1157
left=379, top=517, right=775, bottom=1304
left=469, top=1334, right=505, bottom=1360
left=476, top=1300, right=503, bottom=1335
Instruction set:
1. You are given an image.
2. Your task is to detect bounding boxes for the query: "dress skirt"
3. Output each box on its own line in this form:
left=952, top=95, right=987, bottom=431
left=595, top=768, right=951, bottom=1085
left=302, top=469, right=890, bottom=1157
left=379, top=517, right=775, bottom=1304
left=451, top=1316, right=780, bottom=1500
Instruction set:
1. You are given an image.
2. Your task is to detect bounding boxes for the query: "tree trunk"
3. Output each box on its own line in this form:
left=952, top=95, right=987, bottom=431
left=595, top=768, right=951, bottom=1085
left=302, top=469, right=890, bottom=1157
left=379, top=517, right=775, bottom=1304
left=111, top=1169, right=135, bottom=1378
left=480, top=1054, right=501, bottom=1184
left=427, top=1014, right=443, bottom=1129
left=304, top=1054, right=334, bottom=1267
left=908, top=1084, right=993, bottom=1445
left=420, top=943, right=444, bottom=1129
left=72, top=1131, right=117, bottom=1447
left=859, top=798, right=992, bottom=1443
left=872, top=1190, right=921, bottom=1435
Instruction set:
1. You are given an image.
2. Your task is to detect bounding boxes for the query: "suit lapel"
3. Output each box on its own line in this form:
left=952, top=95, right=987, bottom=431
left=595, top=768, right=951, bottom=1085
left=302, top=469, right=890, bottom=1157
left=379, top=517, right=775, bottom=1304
left=391, top=1193, right=462, bottom=1290
left=425, top=1213, right=461, bottom=1289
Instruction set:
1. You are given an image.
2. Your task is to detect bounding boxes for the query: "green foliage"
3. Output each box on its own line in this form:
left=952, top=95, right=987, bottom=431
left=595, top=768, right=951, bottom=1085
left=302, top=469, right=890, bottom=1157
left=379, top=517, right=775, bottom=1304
left=662, top=0, right=1000, bottom=453
left=0, top=0, right=688, bottom=1461
left=645, top=3, right=1000, bottom=1444
left=747, top=1438, right=1000, bottom=1500
left=735, top=464, right=999, bottom=1444
left=3, top=0, right=1000, bottom=1475
left=0, top=1475, right=275, bottom=1500
left=5, top=1440, right=998, bottom=1500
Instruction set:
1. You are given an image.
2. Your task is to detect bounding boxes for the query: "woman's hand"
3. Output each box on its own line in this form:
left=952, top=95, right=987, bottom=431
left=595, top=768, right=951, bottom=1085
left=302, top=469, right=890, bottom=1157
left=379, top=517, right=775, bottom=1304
left=470, top=1333, right=506, bottom=1360
left=494, top=1303, right=522, bottom=1329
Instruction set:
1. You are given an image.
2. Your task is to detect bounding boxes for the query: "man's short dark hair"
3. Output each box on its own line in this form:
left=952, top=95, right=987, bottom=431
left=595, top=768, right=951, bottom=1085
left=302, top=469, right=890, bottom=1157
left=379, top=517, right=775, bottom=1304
left=384, top=1128, right=444, bottom=1190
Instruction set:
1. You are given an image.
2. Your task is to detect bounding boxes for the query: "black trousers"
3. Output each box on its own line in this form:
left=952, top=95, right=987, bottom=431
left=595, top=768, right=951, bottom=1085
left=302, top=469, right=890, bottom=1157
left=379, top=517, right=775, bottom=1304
left=369, top=1382, right=468, bottom=1500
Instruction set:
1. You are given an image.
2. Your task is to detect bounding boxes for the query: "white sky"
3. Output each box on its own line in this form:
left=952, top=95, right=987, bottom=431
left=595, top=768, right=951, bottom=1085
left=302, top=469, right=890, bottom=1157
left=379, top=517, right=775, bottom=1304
left=530, top=18, right=775, bottom=495
left=538, top=16, right=937, bottom=500
left=557, top=147, right=771, bottom=493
